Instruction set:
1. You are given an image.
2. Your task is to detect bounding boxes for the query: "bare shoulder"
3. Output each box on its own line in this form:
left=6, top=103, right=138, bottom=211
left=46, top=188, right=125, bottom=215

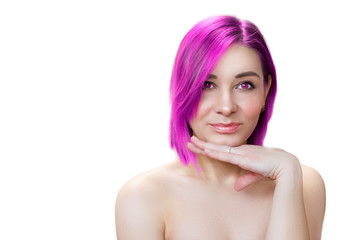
left=301, top=164, right=326, bottom=199
left=300, top=164, right=326, bottom=239
left=117, top=165, right=169, bottom=197
left=115, top=165, right=172, bottom=240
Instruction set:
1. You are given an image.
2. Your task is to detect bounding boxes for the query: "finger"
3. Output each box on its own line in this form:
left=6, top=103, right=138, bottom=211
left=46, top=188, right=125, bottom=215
left=186, top=142, right=205, bottom=155
left=234, top=172, right=268, bottom=192
left=191, top=136, right=248, bottom=155
left=204, top=148, right=251, bottom=170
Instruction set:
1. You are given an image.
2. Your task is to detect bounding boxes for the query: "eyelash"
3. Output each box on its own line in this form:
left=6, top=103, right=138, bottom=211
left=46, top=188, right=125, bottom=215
left=202, top=81, right=255, bottom=90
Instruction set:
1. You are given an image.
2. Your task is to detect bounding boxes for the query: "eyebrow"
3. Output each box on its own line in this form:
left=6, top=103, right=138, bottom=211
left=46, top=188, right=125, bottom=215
left=208, top=71, right=261, bottom=79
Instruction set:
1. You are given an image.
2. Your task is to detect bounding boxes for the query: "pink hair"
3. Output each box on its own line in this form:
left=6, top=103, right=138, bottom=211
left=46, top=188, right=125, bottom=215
left=169, top=16, right=277, bottom=175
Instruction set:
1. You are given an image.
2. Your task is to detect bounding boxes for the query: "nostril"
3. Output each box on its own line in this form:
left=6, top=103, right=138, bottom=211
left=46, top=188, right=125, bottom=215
left=216, top=94, right=237, bottom=115
left=216, top=102, right=237, bottom=116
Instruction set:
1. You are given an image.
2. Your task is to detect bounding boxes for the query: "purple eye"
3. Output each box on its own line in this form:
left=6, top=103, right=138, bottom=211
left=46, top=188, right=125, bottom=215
left=239, top=82, right=254, bottom=89
left=203, top=81, right=214, bottom=89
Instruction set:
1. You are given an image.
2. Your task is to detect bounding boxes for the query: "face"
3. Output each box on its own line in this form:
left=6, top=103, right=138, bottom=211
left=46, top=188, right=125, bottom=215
left=189, top=44, right=271, bottom=147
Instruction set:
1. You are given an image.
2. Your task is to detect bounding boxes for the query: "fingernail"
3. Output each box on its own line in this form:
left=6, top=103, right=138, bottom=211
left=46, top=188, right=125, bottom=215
left=191, top=136, right=198, bottom=141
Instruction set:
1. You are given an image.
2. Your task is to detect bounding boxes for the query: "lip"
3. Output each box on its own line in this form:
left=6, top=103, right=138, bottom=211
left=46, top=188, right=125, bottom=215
left=210, top=123, right=241, bottom=134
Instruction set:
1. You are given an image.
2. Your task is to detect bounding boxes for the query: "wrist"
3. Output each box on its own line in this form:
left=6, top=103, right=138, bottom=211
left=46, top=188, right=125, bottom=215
left=276, top=158, right=303, bottom=186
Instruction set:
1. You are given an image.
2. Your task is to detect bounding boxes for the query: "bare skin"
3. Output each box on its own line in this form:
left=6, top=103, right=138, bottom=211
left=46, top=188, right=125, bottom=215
left=115, top=45, right=326, bottom=239
left=115, top=158, right=325, bottom=240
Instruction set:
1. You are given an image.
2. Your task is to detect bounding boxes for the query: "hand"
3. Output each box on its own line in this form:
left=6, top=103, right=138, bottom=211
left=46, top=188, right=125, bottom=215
left=187, top=136, right=301, bottom=191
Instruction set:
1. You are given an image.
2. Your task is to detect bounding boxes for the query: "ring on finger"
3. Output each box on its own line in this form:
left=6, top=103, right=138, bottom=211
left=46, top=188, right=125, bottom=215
left=226, top=145, right=231, bottom=153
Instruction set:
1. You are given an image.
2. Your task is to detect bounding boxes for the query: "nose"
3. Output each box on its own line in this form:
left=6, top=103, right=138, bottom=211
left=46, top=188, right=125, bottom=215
left=215, top=89, right=238, bottom=116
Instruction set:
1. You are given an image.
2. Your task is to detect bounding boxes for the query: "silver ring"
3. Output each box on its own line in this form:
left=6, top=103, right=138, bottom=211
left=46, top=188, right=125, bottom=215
left=226, top=146, right=231, bottom=153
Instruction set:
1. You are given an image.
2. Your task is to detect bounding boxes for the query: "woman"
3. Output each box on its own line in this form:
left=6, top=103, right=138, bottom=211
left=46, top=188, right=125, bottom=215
left=115, top=15, right=326, bottom=240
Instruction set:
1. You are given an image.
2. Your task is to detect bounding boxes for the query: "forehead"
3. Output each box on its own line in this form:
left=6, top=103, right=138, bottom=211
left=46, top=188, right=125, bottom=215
left=211, top=44, right=263, bottom=78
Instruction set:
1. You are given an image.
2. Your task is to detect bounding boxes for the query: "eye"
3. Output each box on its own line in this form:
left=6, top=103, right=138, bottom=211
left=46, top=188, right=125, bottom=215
left=202, top=81, right=215, bottom=89
left=238, top=82, right=254, bottom=89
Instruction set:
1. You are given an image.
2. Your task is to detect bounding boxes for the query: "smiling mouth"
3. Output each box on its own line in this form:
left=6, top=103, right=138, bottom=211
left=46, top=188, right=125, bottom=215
left=210, top=123, right=242, bottom=134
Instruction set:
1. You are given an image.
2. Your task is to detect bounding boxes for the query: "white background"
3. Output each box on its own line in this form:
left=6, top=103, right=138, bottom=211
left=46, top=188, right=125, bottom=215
left=1, top=0, right=359, bottom=239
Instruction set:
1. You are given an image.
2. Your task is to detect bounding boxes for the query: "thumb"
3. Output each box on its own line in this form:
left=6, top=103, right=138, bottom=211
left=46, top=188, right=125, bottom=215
left=234, top=172, right=268, bottom=192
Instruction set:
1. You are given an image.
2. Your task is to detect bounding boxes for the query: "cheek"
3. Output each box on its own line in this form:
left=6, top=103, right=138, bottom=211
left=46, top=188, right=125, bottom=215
left=194, top=98, right=212, bottom=119
left=240, top=97, right=263, bottom=119
left=189, top=98, right=211, bottom=130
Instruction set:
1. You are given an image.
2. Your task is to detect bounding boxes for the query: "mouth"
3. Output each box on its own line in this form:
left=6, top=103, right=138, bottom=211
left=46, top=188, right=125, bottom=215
left=210, top=123, right=242, bottom=134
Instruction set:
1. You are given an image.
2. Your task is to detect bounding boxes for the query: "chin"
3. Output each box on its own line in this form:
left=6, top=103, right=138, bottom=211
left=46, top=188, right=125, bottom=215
left=206, top=134, right=247, bottom=147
